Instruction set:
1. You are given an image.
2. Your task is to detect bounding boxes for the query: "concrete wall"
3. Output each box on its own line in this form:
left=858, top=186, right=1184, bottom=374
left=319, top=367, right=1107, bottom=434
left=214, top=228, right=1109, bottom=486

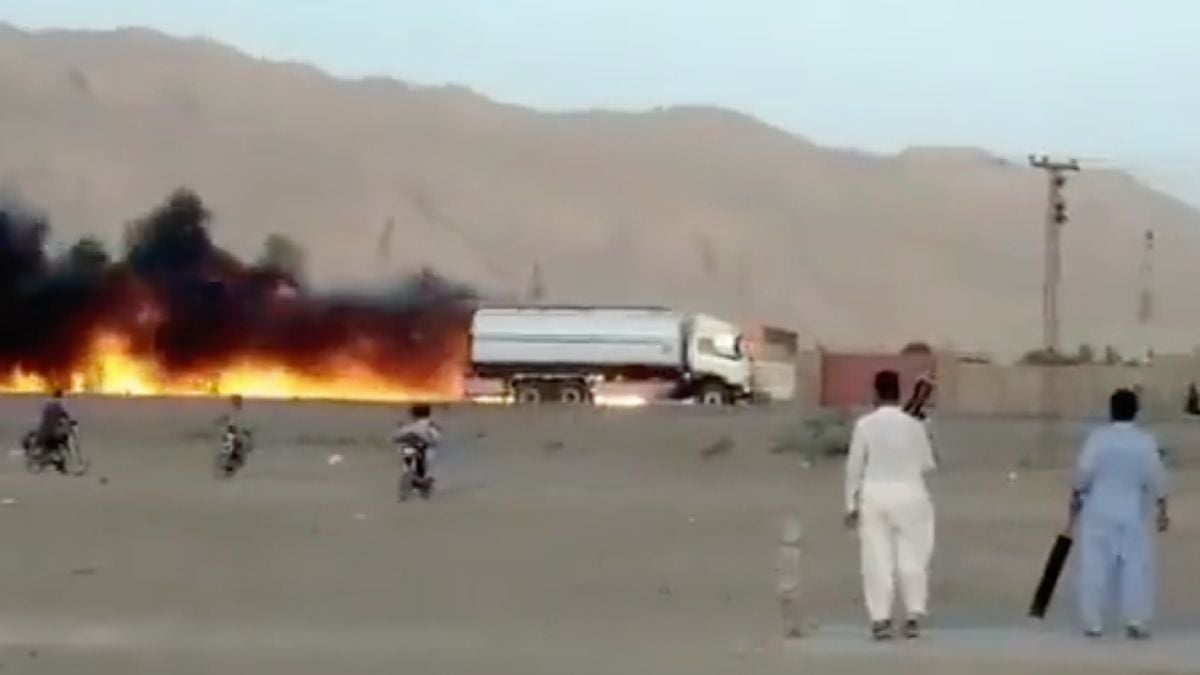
left=939, top=360, right=1200, bottom=418
left=793, top=349, right=1200, bottom=418
left=793, top=350, right=822, bottom=407
left=751, top=361, right=797, bottom=402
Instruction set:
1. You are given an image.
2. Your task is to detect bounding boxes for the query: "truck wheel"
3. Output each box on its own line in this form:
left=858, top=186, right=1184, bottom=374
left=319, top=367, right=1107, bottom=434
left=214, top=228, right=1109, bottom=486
left=697, top=383, right=730, bottom=406
left=559, top=382, right=589, bottom=404
left=513, top=382, right=543, bottom=405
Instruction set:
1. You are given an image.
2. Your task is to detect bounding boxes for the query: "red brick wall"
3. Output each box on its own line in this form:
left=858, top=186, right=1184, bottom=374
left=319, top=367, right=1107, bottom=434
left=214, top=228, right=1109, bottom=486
left=820, top=352, right=935, bottom=409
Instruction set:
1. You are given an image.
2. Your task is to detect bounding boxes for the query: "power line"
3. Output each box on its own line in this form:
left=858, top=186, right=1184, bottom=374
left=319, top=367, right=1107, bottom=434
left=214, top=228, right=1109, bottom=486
left=996, top=151, right=1200, bottom=169
left=1064, top=155, right=1200, bottom=169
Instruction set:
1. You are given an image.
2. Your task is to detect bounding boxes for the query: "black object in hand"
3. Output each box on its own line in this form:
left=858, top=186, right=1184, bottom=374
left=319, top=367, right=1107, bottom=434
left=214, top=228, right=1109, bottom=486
left=1029, top=533, right=1073, bottom=619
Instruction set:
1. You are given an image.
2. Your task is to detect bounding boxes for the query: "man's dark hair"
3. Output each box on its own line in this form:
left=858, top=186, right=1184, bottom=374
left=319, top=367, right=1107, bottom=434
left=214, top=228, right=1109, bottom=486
left=51, top=388, right=64, bottom=400
left=874, top=370, right=901, bottom=404
left=1111, top=388, right=1139, bottom=422
left=410, top=404, right=432, bottom=419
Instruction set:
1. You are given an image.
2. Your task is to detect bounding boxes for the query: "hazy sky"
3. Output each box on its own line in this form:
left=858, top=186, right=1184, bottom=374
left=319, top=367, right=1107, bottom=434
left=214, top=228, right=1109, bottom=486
left=5, top=0, right=1199, bottom=200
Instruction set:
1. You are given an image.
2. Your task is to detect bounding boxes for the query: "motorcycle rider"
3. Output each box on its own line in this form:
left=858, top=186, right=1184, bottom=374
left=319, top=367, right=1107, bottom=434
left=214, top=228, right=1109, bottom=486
left=393, top=404, right=441, bottom=498
left=36, top=388, right=75, bottom=463
left=217, top=394, right=251, bottom=463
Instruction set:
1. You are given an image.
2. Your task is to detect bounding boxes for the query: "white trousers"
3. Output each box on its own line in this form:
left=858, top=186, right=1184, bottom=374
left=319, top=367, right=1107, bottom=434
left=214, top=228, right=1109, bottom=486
left=858, top=483, right=935, bottom=622
left=1077, top=515, right=1155, bottom=631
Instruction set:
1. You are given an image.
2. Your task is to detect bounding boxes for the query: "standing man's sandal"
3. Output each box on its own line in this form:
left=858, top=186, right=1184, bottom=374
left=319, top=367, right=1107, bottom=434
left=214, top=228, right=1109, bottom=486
left=1126, top=625, right=1151, bottom=640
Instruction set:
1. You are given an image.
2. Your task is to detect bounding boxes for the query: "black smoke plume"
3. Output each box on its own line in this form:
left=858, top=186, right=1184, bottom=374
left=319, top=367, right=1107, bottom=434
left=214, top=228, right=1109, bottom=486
left=0, top=188, right=477, bottom=394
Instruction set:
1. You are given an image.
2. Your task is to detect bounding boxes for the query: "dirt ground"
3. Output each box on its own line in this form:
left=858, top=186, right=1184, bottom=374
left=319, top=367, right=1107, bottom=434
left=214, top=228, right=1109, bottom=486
left=0, top=396, right=1197, bottom=674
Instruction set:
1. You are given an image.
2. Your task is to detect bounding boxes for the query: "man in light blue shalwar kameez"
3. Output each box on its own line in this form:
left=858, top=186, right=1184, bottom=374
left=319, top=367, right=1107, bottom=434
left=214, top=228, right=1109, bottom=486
left=1070, top=388, right=1170, bottom=639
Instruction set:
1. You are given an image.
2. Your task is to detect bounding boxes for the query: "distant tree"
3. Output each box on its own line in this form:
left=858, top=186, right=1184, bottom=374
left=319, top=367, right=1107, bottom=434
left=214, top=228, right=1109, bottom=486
left=1020, top=348, right=1048, bottom=365
left=1103, top=345, right=1123, bottom=366
left=1020, top=348, right=1075, bottom=366
left=1076, top=343, right=1096, bottom=364
left=257, top=233, right=308, bottom=287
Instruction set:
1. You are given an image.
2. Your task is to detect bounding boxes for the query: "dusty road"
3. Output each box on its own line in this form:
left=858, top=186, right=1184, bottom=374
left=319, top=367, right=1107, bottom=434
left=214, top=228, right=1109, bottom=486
left=0, top=397, right=1197, bottom=674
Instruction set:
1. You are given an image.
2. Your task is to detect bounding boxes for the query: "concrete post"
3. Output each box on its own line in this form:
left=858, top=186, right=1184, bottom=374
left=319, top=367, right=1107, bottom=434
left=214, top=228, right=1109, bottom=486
left=777, top=517, right=805, bottom=638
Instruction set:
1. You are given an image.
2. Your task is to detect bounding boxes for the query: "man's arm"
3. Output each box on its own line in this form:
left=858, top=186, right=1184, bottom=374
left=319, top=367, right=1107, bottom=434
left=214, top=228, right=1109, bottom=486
left=394, top=422, right=434, bottom=447
left=912, top=419, right=937, bottom=473
left=1147, top=438, right=1169, bottom=501
left=844, top=420, right=867, bottom=516
left=1147, top=437, right=1170, bottom=532
left=48, top=402, right=74, bottom=429
left=426, top=420, right=443, bottom=444
left=391, top=422, right=411, bottom=444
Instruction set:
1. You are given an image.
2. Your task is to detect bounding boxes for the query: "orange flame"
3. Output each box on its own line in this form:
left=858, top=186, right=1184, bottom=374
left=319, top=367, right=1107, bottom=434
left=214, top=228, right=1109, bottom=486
left=0, top=332, right=463, bottom=402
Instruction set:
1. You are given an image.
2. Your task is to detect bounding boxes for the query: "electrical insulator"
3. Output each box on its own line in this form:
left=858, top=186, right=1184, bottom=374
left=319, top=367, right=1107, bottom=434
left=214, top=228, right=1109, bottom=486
left=1052, top=197, right=1068, bottom=224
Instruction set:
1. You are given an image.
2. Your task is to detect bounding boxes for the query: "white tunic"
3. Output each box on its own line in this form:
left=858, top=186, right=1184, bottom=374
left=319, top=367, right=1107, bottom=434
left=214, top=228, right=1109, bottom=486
left=844, top=405, right=936, bottom=513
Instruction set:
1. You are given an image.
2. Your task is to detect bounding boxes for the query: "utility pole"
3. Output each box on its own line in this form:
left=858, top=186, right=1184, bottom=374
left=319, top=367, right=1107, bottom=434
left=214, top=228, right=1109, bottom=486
left=526, top=262, right=546, bottom=303
left=1138, top=229, right=1155, bottom=363
left=376, top=217, right=395, bottom=270
left=1028, top=155, right=1080, bottom=357
left=1028, top=154, right=1079, bottom=466
left=1135, top=228, right=1156, bottom=418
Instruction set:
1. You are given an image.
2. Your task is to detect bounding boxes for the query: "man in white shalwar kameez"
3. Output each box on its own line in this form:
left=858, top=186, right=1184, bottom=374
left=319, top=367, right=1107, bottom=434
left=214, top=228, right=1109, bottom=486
left=844, top=370, right=937, bottom=640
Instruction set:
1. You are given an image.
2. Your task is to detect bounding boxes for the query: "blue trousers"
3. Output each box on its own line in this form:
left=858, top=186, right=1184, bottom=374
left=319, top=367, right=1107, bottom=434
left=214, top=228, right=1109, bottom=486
left=1077, top=516, right=1154, bottom=631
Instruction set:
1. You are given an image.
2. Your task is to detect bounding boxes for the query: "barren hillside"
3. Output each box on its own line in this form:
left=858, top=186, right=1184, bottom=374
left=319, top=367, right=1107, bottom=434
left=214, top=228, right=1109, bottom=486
left=2, top=23, right=1198, bottom=356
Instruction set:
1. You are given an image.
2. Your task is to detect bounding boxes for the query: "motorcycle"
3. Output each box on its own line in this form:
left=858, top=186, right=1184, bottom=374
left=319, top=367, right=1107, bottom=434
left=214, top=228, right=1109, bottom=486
left=215, top=426, right=253, bottom=479
left=22, top=421, right=89, bottom=476
left=396, top=434, right=434, bottom=501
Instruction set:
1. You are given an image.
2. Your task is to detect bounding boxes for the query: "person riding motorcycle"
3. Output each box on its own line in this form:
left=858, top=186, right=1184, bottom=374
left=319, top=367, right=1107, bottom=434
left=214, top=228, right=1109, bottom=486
left=217, top=395, right=251, bottom=464
left=393, top=404, right=441, bottom=497
left=35, top=389, right=75, bottom=461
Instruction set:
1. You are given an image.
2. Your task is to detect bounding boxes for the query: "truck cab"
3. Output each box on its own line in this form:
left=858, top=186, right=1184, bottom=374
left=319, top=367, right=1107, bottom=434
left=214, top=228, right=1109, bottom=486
left=685, top=314, right=753, bottom=404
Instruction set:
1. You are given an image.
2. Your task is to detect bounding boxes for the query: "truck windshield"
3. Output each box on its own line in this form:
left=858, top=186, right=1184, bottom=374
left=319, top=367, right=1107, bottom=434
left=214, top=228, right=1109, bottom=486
left=702, top=334, right=744, bottom=361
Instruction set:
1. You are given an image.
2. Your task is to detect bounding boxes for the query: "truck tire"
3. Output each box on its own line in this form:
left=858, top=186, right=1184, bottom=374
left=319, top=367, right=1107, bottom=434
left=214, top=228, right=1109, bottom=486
left=697, top=382, right=730, bottom=406
left=512, top=382, right=543, bottom=405
left=558, top=381, right=590, bottom=404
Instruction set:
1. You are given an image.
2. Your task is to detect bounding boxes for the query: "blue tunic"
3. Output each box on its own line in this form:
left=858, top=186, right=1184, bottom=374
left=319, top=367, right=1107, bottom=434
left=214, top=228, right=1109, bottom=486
left=1072, top=422, right=1168, bottom=631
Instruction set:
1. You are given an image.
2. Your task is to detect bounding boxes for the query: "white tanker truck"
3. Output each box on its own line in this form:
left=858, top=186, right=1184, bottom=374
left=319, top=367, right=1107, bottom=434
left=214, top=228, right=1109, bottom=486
left=466, top=305, right=753, bottom=405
